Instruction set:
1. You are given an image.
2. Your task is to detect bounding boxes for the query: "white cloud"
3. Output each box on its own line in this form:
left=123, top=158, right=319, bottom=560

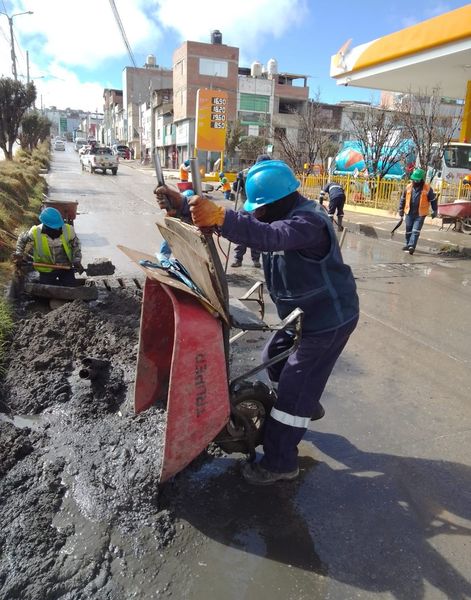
left=1, top=0, right=308, bottom=111
left=155, top=0, right=308, bottom=56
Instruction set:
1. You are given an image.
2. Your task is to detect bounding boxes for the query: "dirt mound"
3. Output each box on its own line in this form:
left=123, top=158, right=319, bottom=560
left=0, top=290, right=176, bottom=599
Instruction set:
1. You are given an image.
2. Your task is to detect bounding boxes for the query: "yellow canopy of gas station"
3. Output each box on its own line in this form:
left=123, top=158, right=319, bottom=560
left=330, top=4, right=471, bottom=141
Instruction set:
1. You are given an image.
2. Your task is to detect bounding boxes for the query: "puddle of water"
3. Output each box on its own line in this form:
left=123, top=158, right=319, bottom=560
left=0, top=412, right=43, bottom=430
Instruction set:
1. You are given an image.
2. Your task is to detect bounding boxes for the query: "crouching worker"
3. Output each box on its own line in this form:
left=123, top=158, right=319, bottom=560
left=13, top=207, right=83, bottom=286
left=189, top=160, right=359, bottom=485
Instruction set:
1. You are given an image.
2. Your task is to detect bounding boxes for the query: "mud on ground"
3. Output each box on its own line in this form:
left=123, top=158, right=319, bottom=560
left=0, top=290, right=179, bottom=599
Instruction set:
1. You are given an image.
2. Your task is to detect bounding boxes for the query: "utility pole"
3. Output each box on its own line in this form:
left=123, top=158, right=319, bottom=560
left=8, top=15, right=16, bottom=80
left=0, top=11, right=34, bottom=81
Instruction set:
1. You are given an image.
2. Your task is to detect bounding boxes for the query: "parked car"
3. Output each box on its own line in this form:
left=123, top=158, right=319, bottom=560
left=80, top=146, right=118, bottom=175
left=112, top=144, right=131, bottom=160
left=54, top=140, right=66, bottom=151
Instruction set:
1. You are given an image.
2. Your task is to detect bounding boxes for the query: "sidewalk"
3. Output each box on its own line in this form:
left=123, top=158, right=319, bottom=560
left=124, top=160, right=471, bottom=256
left=343, top=210, right=471, bottom=256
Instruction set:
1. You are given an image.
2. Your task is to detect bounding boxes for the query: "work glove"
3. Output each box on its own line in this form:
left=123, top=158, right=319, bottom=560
left=11, top=252, right=24, bottom=265
left=74, top=262, right=85, bottom=274
left=398, top=210, right=404, bottom=218
left=431, top=211, right=437, bottom=219
left=189, top=196, right=225, bottom=228
left=153, top=185, right=184, bottom=217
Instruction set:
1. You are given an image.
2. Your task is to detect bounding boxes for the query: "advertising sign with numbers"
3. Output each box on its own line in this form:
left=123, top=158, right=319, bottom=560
left=195, top=89, right=228, bottom=151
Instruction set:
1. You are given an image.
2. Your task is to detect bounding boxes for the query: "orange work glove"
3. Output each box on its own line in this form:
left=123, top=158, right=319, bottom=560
left=189, top=196, right=225, bottom=228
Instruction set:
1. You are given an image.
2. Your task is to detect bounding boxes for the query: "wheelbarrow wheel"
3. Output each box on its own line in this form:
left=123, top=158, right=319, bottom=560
left=214, top=381, right=275, bottom=456
left=460, top=217, right=471, bottom=234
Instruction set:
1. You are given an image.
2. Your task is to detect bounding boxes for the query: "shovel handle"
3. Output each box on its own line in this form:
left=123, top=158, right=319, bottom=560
left=32, top=262, right=72, bottom=270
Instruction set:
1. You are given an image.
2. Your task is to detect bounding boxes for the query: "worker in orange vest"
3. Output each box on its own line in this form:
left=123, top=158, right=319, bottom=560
left=179, top=159, right=190, bottom=182
left=217, top=172, right=232, bottom=200
left=398, top=168, right=437, bottom=255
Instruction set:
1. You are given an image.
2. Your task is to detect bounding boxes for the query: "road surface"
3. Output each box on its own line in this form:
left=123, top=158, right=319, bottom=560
left=46, top=144, right=471, bottom=600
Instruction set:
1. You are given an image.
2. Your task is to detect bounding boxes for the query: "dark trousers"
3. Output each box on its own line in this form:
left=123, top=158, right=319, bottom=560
left=39, top=269, right=78, bottom=286
left=328, top=195, right=346, bottom=217
left=234, top=244, right=261, bottom=262
left=260, top=315, right=358, bottom=473
left=405, top=214, right=425, bottom=249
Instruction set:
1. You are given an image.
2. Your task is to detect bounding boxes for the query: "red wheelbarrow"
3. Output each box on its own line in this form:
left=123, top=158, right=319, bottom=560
left=119, top=218, right=303, bottom=483
left=438, top=200, right=471, bottom=234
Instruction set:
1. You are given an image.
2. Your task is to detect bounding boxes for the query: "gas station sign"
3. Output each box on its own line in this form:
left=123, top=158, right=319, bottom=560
left=195, top=89, right=228, bottom=151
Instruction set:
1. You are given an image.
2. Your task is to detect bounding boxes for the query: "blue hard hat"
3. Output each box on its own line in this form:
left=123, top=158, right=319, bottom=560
left=184, top=159, right=190, bottom=167
left=182, top=189, right=195, bottom=197
left=244, top=160, right=300, bottom=212
left=219, top=171, right=225, bottom=178
left=39, top=207, right=64, bottom=229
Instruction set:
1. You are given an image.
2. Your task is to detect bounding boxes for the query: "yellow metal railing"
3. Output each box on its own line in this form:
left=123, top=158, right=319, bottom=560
left=299, top=174, right=469, bottom=211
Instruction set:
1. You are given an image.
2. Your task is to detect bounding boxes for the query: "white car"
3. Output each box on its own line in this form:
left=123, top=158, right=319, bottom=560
left=54, top=140, right=65, bottom=151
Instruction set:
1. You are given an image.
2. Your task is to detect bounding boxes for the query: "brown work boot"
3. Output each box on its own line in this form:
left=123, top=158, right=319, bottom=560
left=231, top=260, right=242, bottom=267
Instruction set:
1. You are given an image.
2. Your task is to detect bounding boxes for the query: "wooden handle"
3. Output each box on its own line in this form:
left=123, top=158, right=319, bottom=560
left=32, top=262, right=72, bottom=270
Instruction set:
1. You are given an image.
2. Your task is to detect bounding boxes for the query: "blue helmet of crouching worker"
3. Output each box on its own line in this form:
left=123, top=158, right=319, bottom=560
left=182, top=189, right=195, bottom=197
left=244, top=160, right=300, bottom=212
left=39, top=207, right=65, bottom=229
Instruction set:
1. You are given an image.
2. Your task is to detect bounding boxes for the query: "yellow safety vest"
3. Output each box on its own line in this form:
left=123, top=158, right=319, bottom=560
left=32, top=224, right=73, bottom=272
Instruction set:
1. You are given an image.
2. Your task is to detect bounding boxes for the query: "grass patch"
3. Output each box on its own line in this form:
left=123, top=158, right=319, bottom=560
left=0, top=297, right=14, bottom=371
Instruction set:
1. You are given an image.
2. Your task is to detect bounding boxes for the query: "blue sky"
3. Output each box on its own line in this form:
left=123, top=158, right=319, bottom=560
left=0, top=0, right=469, bottom=111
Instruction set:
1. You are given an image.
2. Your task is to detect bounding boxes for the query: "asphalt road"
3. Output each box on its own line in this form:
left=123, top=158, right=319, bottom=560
left=48, top=144, right=471, bottom=600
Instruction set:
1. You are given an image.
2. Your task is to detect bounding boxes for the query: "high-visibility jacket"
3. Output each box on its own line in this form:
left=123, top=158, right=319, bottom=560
left=179, top=164, right=189, bottom=181
left=220, top=180, right=231, bottom=193
left=404, top=183, right=431, bottom=217
left=31, top=224, right=73, bottom=272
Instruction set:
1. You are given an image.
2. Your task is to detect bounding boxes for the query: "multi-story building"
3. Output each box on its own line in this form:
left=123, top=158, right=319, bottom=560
left=103, top=89, right=123, bottom=147
left=172, top=31, right=239, bottom=166
left=122, top=55, right=173, bottom=158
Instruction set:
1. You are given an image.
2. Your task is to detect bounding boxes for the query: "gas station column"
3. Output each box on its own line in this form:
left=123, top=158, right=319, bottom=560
left=460, top=81, right=471, bottom=143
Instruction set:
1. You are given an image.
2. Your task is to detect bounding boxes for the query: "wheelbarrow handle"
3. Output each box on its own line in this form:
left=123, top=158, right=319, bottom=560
left=229, top=307, right=304, bottom=389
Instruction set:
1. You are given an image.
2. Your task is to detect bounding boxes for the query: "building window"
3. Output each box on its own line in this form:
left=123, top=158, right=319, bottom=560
left=199, top=58, right=228, bottom=78
left=239, top=111, right=269, bottom=126
left=278, top=101, right=301, bottom=114
left=239, top=94, right=270, bottom=113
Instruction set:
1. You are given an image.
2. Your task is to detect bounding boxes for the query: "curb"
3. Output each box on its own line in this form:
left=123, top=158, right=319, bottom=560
left=344, top=219, right=471, bottom=257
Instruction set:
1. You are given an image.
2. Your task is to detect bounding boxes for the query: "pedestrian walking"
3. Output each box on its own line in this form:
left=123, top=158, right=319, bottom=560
left=189, top=160, right=359, bottom=485
left=398, top=168, right=437, bottom=255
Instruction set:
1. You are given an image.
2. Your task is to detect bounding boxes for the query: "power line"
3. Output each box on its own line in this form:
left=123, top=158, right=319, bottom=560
left=108, top=0, right=137, bottom=68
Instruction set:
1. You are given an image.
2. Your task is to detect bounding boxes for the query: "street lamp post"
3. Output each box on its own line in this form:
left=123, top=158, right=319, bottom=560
left=0, top=10, right=33, bottom=81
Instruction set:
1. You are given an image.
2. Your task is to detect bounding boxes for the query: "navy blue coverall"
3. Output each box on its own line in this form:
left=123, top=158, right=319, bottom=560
left=221, top=194, right=359, bottom=473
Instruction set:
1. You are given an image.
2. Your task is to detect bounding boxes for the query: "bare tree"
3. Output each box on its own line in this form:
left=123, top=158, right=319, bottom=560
left=238, top=135, right=267, bottom=164
left=395, top=88, right=462, bottom=179
left=347, top=101, right=409, bottom=179
left=273, top=92, right=341, bottom=172
left=224, top=119, right=244, bottom=168
left=0, top=77, right=36, bottom=159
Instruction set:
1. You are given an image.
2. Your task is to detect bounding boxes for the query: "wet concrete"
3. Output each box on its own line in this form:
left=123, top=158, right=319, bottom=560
left=1, top=148, right=468, bottom=599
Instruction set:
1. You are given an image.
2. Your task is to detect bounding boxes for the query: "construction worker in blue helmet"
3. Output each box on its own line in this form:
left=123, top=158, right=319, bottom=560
left=13, top=207, right=83, bottom=286
left=179, top=159, right=191, bottom=182
left=189, top=159, right=359, bottom=485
